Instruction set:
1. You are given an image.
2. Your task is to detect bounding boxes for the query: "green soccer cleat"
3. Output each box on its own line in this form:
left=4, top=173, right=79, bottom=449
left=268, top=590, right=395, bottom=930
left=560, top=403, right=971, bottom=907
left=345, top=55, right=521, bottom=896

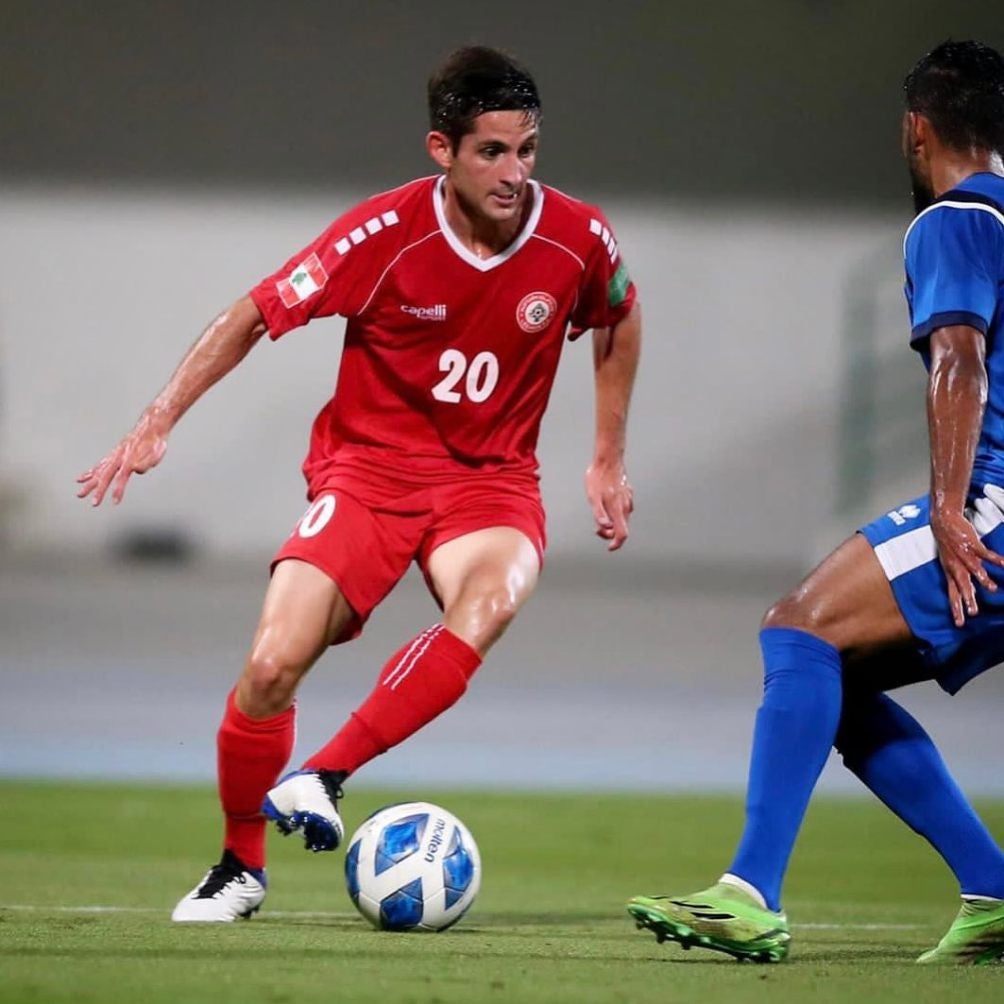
left=917, top=898, right=1004, bottom=965
left=627, top=882, right=790, bottom=963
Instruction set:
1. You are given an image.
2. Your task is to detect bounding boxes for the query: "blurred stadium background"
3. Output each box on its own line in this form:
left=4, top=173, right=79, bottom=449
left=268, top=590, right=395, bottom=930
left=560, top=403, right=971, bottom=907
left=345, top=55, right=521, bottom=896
left=3, top=0, right=1004, bottom=795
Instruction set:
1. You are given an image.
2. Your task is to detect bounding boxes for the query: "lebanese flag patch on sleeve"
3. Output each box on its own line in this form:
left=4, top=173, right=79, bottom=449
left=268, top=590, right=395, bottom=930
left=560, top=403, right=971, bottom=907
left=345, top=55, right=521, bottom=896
left=277, top=253, right=328, bottom=308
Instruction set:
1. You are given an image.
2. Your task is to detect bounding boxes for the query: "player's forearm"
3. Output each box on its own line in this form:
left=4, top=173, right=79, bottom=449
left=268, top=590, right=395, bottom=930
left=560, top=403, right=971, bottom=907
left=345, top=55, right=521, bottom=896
left=591, top=303, right=641, bottom=463
left=927, top=325, right=987, bottom=517
left=147, top=296, right=267, bottom=428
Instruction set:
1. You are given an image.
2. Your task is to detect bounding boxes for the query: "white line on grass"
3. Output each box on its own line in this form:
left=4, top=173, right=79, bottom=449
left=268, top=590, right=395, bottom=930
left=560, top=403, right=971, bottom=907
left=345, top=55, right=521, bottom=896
left=0, top=905, right=925, bottom=928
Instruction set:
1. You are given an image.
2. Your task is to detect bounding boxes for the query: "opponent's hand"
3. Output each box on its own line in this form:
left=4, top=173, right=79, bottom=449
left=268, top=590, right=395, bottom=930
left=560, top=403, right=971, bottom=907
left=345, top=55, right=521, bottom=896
left=931, top=507, right=1004, bottom=627
left=585, top=460, right=633, bottom=551
left=76, top=410, right=170, bottom=507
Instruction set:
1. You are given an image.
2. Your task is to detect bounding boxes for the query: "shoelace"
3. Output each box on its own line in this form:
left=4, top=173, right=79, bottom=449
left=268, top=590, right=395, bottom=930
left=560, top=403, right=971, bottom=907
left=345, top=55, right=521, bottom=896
left=196, top=862, right=247, bottom=899
left=317, top=770, right=347, bottom=807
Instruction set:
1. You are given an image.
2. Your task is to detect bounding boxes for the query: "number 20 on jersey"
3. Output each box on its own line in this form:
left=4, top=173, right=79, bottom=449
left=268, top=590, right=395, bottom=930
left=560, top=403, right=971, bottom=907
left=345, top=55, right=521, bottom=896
left=431, top=349, right=499, bottom=404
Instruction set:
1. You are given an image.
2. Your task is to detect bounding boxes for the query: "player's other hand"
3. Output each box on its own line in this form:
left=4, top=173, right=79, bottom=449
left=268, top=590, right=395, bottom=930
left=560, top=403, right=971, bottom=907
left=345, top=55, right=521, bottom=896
left=76, top=409, right=171, bottom=507
left=931, top=506, right=1004, bottom=627
left=585, top=459, right=633, bottom=551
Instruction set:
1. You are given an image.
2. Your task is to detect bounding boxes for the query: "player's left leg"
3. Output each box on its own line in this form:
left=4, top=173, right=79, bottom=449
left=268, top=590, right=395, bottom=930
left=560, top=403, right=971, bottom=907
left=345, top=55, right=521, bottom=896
left=835, top=674, right=1004, bottom=964
left=428, top=526, right=541, bottom=652
left=836, top=682, right=1004, bottom=901
left=300, top=527, right=539, bottom=780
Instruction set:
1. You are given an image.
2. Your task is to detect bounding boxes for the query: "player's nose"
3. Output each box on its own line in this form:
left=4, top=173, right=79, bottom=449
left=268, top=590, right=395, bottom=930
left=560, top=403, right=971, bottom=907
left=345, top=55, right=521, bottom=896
left=497, top=152, right=526, bottom=187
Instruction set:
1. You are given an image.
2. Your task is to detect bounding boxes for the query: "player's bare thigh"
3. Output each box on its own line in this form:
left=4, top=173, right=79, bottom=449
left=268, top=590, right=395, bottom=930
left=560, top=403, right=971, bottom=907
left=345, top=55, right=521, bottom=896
left=426, top=527, right=540, bottom=656
left=236, top=558, right=356, bottom=717
left=763, top=532, right=914, bottom=659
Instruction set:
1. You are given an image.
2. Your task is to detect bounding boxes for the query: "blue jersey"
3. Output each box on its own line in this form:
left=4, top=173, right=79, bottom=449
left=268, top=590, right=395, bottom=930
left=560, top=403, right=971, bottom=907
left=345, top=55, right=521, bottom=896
left=904, top=172, right=1004, bottom=486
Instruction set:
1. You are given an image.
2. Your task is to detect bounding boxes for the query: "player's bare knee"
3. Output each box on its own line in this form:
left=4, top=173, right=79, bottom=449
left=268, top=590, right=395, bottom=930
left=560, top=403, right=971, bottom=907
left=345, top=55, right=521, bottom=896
left=484, top=588, right=520, bottom=633
left=761, top=594, right=822, bottom=635
left=447, top=584, right=520, bottom=653
left=494, top=579, right=525, bottom=620
left=761, top=596, right=794, bottom=631
left=240, top=650, right=305, bottom=716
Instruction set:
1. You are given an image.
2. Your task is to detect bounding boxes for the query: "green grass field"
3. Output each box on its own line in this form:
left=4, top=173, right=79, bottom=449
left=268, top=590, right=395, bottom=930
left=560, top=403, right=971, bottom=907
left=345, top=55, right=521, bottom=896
left=2, top=781, right=1003, bottom=1003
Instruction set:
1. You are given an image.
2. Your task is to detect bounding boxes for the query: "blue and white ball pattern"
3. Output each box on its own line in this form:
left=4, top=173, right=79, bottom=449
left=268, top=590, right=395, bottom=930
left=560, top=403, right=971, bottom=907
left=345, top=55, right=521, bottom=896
left=344, top=801, right=481, bottom=932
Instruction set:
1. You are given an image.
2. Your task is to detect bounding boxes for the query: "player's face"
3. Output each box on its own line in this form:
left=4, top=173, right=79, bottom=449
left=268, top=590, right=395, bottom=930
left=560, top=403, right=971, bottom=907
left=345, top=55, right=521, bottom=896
left=902, top=111, right=935, bottom=214
left=430, top=110, right=539, bottom=225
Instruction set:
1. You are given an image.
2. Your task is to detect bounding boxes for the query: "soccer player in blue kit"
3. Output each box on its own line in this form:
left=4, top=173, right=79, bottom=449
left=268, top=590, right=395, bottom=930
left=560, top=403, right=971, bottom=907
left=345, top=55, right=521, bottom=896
left=629, top=40, right=1004, bottom=965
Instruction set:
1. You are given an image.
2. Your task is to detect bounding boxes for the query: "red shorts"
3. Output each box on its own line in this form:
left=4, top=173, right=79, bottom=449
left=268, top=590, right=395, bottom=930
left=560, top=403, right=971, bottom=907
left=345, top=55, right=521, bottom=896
left=272, top=459, right=546, bottom=643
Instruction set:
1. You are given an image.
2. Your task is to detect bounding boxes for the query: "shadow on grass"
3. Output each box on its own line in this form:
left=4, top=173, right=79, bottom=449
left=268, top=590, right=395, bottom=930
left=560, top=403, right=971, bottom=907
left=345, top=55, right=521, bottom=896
left=259, top=910, right=622, bottom=932
left=0, top=946, right=666, bottom=966
left=468, top=912, right=622, bottom=927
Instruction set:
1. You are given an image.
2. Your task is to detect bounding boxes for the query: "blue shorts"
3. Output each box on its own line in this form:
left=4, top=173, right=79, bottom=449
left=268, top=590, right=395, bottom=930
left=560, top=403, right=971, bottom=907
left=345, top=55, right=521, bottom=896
left=860, top=483, right=1004, bottom=694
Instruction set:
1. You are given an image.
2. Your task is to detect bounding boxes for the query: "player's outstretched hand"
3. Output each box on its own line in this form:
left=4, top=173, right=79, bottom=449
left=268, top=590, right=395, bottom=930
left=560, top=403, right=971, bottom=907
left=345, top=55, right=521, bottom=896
left=585, top=460, right=633, bottom=552
left=931, top=507, right=1004, bottom=627
left=76, top=409, right=170, bottom=507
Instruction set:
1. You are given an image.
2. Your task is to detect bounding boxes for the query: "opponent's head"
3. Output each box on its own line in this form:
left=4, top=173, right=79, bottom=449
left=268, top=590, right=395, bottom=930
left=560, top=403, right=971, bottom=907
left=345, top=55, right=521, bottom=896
left=426, top=46, right=541, bottom=224
left=903, top=39, right=1004, bottom=212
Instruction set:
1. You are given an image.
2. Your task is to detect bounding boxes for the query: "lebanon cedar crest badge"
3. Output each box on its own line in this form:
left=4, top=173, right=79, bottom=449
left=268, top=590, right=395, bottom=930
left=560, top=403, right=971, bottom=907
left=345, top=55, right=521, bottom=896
left=278, top=253, right=329, bottom=308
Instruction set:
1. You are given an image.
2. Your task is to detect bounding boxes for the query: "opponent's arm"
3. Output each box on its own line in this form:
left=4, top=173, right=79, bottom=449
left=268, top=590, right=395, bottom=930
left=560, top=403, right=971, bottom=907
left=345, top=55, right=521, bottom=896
left=927, top=324, right=1004, bottom=625
left=585, top=301, right=641, bottom=551
left=77, top=295, right=267, bottom=506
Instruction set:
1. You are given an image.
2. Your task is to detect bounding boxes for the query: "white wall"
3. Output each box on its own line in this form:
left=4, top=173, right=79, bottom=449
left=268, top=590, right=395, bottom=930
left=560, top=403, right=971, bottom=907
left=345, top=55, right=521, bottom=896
left=0, top=185, right=906, bottom=564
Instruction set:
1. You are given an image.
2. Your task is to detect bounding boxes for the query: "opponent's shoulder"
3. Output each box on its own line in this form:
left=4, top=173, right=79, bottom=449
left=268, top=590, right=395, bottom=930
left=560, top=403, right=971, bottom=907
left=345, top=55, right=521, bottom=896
left=950, top=172, right=1004, bottom=213
left=535, top=182, right=624, bottom=264
left=905, top=175, right=1004, bottom=256
left=326, top=176, right=439, bottom=255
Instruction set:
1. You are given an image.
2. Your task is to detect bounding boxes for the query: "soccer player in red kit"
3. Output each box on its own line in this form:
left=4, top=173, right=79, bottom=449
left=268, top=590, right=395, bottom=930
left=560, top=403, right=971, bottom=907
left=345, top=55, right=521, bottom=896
left=78, top=46, right=641, bottom=922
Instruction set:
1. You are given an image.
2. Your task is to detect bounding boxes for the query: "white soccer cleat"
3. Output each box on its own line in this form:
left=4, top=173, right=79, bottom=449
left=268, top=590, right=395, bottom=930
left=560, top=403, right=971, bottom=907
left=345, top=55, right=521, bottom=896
left=262, top=769, right=346, bottom=852
left=171, top=849, right=266, bottom=922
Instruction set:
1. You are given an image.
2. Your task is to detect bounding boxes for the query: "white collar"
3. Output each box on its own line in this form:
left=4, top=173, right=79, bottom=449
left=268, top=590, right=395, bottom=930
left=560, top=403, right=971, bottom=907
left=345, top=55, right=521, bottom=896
left=433, top=176, right=544, bottom=272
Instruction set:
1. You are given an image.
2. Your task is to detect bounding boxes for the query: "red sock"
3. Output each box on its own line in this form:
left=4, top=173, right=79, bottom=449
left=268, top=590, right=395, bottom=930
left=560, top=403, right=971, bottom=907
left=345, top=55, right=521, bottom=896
left=217, top=688, right=295, bottom=871
left=304, top=625, right=481, bottom=776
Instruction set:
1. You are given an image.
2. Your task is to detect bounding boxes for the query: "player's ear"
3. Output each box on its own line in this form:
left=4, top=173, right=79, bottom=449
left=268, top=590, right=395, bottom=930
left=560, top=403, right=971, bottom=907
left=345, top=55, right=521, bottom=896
left=426, top=131, right=454, bottom=171
left=908, top=112, right=932, bottom=158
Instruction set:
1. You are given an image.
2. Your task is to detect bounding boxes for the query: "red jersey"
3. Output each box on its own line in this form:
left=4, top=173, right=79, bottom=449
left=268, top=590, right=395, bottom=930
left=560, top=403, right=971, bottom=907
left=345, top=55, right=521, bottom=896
left=249, top=176, right=636, bottom=485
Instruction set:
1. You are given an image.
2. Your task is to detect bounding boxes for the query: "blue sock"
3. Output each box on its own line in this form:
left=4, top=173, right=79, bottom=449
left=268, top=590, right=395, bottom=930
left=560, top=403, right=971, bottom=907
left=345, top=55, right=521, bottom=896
left=728, top=627, right=843, bottom=911
left=836, top=690, right=1004, bottom=899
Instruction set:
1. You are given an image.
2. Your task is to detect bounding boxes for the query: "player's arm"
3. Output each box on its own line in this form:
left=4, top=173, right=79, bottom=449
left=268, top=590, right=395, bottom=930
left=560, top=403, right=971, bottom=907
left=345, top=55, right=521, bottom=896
left=77, top=295, right=267, bottom=506
left=585, top=301, right=641, bottom=551
left=927, top=324, right=1004, bottom=625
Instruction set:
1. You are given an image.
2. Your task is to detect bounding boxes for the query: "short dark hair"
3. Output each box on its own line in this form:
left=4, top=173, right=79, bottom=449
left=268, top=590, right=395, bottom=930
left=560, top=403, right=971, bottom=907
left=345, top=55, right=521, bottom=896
left=428, top=46, right=541, bottom=148
left=904, top=39, right=1004, bottom=153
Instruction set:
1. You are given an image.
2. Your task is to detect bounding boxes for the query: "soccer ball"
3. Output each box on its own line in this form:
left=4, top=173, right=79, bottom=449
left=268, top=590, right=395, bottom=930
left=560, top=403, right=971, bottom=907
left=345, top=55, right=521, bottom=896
left=344, top=801, right=481, bottom=932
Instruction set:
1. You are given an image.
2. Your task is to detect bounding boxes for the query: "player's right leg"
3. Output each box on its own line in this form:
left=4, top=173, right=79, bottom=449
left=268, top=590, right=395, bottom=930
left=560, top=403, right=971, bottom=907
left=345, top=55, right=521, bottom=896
left=252, top=559, right=357, bottom=855
left=628, top=883, right=790, bottom=963
left=630, top=532, right=913, bottom=960
left=172, top=558, right=354, bottom=922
